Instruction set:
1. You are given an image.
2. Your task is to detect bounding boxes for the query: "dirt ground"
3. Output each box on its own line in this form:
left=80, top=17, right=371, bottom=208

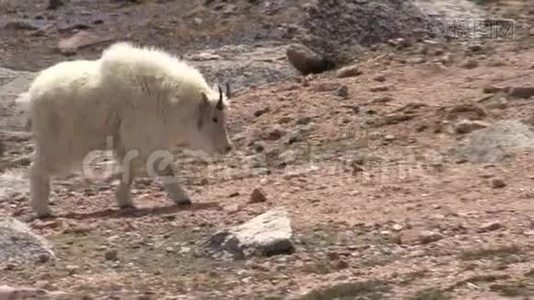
left=1, top=0, right=534, bottom=299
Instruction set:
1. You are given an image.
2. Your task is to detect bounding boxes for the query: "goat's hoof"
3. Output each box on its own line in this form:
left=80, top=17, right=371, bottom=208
left=118, top=204, right=137, bottom=211
left=174, top=198, right=192, bottom=207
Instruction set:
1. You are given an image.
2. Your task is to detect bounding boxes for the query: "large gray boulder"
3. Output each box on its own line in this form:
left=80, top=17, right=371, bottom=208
left=451, top=120, right=534, bottom=163
left=0, top=217, right=55, bottom=263
left=202, top=207, right=295, bottom=260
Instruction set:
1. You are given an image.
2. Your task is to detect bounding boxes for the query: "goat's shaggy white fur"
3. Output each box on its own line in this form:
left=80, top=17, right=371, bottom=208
left=28, top=42, right=232, bottom=217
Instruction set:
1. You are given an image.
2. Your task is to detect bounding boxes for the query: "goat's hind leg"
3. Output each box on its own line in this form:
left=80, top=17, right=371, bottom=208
left=29, top=160, right=52, bottom=218
left=113, top=146, right=138, bottom=210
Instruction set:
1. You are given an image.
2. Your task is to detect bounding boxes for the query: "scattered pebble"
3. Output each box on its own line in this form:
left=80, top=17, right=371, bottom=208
left=478, top=221, right=502, bottom=233
left=250, top=188, right=267, bottom=203
left=461, top=59, right=479, bottom=69
left=370, top=85, right=391, bottom=92
left=104, top=249, right=118, bottom=261
left=373, top=74, right=386, bottom=82
left=336, top=64, right=361, bottom=78
left=489, top=178, right=506, bottom=189
left=417, top=231, right=443, bottom=244
left=334, top=86, right=349, bottom=98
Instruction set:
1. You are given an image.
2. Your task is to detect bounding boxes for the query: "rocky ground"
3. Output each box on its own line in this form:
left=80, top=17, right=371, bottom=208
left=1, top=0, right=534, bottom=299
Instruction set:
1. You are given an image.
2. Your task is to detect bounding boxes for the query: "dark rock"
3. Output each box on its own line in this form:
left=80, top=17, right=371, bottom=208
left=334, top=86, right=349, bottom=98
left=507, top=86, right=534, bottom=99
left=286, top=44, right=335, bottom=75
left=47, top=0, right=64, bottom=10
left=477, top=221, right=502, bottom=232
left=489, top=178, right=506, bottom=189
left=250, top=188, right=267, bottom=203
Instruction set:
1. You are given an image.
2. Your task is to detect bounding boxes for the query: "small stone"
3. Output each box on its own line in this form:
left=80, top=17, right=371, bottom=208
left=252, top=141, right=266, bottom=153
left=454, top=119, right=490, bottom=134
left=468, top=44, right=483, bottom=53
left=334, top=86, right=349, bottom=98
left=417, top=231, right=443, bottom=244
left=37, top=253, right=50, bottom=263
left=286, top=130, right=303, bottom=144
left=253, top=107, right=270, bottom=117
left=372, top=96, right=393, bottom=103
left=57, top=31, right=108, bottom=55
left=489, top=178, right=506, bottom=189
left=529, top=27, right=534, bottom=36
left=409, top=57, right=426, bottom=64
left=65, top=265, right=78, bottom=275
left=296, top=116, right=312, bottom=125
left=264, top=127, right=286, bottom=141
left=334, top=259, right=349, bottom=270
left=373, top=74, right=386, bottom=82
left=104, top=249, right=118, bottom=261
left=286, top=43, right=334, bottom=75
left=34, top=280, right=50, bottom=290
left=250, top=188, right=267, bottom=203
left=193, top=17, right=203, bottom=26
left=190, top=52, right=222, bottom=61
left=370, top=85, right=390, bottom=92
left=336, top=64, right=362, bottom=78
left=224, top=204, right=241, bottom=214
left=482, top=85, right=504, bottom=94
left=47, top=0, right=64, bottom=9
left=461, top=59, right=479, bottom=69
left=384, top=134, right=395, bottom=142
left=478, top=221, right=502, bottom=232
left=523, top=230, right=534, bottom=236
left=391, top=224, right=403, bottom=231
left=507, top=86, right=534, bottom=99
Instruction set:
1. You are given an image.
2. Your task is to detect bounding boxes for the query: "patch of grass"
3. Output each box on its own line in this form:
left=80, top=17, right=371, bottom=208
left=409, top=287, right=451, bottom=300
left=459, top=245, right=523, bottom=262
left=299, top=280, right=391, bottom=300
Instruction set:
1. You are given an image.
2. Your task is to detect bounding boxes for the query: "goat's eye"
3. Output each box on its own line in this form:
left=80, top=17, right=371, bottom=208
left=212, top=117, right=218, bottom=123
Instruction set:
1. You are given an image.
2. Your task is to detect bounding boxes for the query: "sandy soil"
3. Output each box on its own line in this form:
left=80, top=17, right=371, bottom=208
left=0, top=0, right=534, bottom=299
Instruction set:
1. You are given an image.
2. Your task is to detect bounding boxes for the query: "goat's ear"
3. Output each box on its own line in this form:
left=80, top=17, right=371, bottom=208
left=216, top=85, right=224, bottom=110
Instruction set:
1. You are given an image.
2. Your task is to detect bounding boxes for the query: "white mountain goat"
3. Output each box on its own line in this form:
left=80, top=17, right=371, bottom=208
left=27, top=42, right=233, bottom=218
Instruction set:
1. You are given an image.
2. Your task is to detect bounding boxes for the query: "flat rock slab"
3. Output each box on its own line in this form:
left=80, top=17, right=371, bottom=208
left=0, top=170, right=29, bottom=200
left=202, top=207, right=295, bottom=260
left=0, top=285, right=66, bottom=299
left=451, top=120, right=534, bottom=163
left=0, top=217, right=55, bottom=263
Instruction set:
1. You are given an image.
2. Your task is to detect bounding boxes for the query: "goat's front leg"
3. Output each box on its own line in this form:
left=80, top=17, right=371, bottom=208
left=159, top=165, right=191, bottom=206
